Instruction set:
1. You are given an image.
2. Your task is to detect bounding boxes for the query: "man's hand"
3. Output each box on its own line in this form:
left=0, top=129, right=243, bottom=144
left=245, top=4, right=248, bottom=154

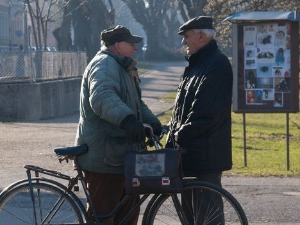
left=120, top=115, right=145, bottom=142
left=151, top=123, right=162, bottom=136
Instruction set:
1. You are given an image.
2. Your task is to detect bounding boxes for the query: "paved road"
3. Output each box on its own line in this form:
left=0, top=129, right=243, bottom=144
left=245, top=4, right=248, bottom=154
left=1, top=61, right=300, bottom=224
left=138, top=61, right=185, bottom=115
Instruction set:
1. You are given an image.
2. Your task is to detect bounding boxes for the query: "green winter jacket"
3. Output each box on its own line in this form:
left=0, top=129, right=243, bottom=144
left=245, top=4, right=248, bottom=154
left=75, top=50, right=160, bottom=174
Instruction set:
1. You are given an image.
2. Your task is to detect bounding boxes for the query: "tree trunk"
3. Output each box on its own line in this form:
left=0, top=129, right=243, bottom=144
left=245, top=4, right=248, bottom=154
left=57, top=0, right=114, bottom=62
left=145, top=29, right=157, bottom=60
left=58, top=3, right=72, bottom=51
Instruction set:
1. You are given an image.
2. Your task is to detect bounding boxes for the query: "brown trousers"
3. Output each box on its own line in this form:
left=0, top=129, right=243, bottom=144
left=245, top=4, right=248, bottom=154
left=84, top=171, right=140, bottom=225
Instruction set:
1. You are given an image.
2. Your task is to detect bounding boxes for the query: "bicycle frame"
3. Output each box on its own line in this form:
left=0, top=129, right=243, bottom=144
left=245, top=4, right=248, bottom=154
left=0, top=125, right=169, bottom=225
left=23, top=156, right=153, bottom=225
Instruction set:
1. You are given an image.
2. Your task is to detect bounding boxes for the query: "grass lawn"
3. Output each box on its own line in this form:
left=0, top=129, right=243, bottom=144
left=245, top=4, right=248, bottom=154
left=229, top=112, right=300, bottom=176
left=156, top=94, right=300, bottom=177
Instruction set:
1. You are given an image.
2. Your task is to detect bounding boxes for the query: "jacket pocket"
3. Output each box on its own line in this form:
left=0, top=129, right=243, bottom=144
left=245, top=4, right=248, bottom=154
left=103, top=135, right=138, bottom=166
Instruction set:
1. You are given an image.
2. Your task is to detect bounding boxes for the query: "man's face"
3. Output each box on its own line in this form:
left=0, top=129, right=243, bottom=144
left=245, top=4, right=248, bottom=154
left=181, top=30, right=202, bottom=55
left=116, top=42, right=137, bottom=58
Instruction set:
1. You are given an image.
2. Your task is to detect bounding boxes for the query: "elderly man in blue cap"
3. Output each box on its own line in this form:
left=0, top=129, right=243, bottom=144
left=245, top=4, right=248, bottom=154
left=166, top=16, right=233, bottom=224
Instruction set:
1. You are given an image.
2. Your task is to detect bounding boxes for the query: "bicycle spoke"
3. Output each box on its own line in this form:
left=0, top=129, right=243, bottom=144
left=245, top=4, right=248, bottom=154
left=42, top=195, right=67, bottom=223
left=145, top=181, right=248, bottom=225
left=0, top=182, right=84, bottom=224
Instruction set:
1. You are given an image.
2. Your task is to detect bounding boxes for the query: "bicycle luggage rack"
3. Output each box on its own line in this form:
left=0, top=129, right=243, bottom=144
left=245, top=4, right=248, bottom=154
left=22, top=145, right=88, bottom=180
left=24, top=165, right=71, bottom=180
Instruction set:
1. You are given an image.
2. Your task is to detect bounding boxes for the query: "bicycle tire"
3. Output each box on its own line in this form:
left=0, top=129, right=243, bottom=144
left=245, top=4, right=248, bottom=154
left=0, top=182, right=85, bottom=224
left=145, top=180, right=248, bottom=225
left=142, top=194, right=160, bottom=225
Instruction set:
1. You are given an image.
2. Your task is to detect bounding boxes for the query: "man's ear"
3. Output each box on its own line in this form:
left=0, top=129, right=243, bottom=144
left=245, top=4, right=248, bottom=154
left=199, top=31, right=209, bottom=44
left=114, top=42, right=122, bottom=53
left=198, top=31, right=204, bottom=41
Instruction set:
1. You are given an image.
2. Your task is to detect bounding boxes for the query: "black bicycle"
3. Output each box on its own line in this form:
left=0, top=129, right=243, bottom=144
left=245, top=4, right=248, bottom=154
left=0, top=125, right=248, bottom=224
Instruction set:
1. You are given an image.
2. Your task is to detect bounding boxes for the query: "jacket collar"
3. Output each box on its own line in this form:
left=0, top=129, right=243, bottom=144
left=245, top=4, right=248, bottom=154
left=186, top=39, right=218, bottom=64
left=101, top=50, right=137, bottom=72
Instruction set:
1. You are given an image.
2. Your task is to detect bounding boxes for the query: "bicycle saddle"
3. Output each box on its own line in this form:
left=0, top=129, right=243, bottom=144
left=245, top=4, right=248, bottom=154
left=54, top=144, right=88, bottom=156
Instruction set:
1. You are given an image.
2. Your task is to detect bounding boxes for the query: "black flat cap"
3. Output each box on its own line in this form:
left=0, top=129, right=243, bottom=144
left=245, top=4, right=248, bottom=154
left=178, top=16, right=214, bottom=35
left=101, top=25, right=143, bottom=46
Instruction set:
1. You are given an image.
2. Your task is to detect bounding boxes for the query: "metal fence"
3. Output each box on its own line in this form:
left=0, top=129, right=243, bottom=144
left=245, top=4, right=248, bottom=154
left=0, top=51, right=87, bottom=83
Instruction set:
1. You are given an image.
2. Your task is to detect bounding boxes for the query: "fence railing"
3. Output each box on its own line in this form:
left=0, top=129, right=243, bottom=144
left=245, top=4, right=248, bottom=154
left=0, top=51, right=87, bottom=83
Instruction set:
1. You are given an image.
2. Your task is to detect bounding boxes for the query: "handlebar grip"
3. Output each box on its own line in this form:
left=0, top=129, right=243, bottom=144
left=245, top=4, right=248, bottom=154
left=143, top=124, right=160, bottom=150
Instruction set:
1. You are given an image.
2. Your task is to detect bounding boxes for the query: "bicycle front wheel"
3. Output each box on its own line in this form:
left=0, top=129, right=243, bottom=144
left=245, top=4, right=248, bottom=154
left=145, top=181, right=248, bottom=225
left=0, top=182, right=84, bottom=224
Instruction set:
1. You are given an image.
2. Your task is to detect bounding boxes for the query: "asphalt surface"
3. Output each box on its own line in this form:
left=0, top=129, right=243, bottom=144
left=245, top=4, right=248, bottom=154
left=1, top=61, right=300, bottom=224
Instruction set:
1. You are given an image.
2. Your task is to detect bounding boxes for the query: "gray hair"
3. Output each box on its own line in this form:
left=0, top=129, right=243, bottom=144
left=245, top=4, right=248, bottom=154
left=101, top=41, right=109, bottom=51
left=194, top=29, right=216, bottom=39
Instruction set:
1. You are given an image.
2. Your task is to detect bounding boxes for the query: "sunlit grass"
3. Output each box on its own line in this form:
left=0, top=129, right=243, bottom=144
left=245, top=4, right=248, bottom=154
left=229, top=112, right=300, bottom=176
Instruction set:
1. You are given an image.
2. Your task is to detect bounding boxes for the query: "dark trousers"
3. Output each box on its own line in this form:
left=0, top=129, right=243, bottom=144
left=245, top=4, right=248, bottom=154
left=84, top=171, right=140, bottom=225
left=182, top=172, right=224, bottom=225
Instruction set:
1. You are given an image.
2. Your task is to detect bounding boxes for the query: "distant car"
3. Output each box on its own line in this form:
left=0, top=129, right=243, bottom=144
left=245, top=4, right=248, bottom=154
left=142, top=44, right=147, bottom=52
left=46, top=47, right=57, bottom=51
left=28, top=46, right=36, bottom=51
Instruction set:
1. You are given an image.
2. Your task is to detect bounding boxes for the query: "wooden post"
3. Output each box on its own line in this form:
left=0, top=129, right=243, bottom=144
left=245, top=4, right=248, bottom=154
left=243, top=113, right=247, bottom=167
left=286, top=113, right=290, bottom=171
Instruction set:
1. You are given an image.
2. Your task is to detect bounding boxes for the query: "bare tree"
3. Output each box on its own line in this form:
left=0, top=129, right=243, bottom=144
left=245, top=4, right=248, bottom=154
left=24, top=0, right=67, bottom=50
left=121, top=0, right=174, bottom=60
left=163, top=5, right=182, bottom=49
left=53, top=1, right=71, bottom=51
left=56, top=0, right=114, bottom=61
left=177, top=0, right=208, bottom=21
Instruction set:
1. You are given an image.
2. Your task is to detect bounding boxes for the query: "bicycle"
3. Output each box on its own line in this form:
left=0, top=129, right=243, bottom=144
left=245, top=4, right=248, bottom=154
left=0, top=124, right=248, bottom=224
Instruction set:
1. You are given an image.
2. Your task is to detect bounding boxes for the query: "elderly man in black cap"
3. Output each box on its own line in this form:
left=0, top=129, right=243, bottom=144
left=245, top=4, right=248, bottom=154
left=166, top=16, right=233, bottom=223
left=75, top=25, right=161, bottom=224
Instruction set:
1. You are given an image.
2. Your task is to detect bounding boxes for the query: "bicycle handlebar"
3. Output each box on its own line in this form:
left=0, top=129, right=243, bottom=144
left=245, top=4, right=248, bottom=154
left=143, top=124, right=168, bottom=150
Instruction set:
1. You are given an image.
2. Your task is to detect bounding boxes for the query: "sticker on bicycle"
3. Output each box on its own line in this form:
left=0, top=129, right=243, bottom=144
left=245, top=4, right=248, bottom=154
left=135, top=153, right=165, bottom=176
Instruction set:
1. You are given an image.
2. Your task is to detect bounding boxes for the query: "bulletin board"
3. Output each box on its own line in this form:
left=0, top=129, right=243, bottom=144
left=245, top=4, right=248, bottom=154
left=223, top=11, right=300, bottom=170
left=231, top=21, right=299, bottom=113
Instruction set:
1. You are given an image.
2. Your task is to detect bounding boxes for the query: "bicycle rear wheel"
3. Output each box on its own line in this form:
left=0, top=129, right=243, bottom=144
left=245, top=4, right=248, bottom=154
left=0, top=182, right=84, bottom=224
left=145, top=181, right=248, bottom=225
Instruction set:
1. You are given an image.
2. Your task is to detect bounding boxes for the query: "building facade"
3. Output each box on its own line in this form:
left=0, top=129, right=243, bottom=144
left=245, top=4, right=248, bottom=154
left=0, top=0, right=10, bottom=48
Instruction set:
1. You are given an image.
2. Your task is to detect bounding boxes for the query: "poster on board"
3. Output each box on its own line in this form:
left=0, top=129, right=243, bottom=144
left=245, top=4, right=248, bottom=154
left=240, top=21, right=295, bottom=111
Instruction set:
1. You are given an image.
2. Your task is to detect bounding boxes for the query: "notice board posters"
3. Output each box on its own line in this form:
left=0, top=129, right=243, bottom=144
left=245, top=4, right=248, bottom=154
left=232, top=21, right=299, bottom=113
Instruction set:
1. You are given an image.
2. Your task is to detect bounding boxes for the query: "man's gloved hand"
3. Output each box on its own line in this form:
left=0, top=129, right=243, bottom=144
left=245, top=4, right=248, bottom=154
left=151, top=123, right=162, bottom=136
left=120, top=115, right=145, bottom=143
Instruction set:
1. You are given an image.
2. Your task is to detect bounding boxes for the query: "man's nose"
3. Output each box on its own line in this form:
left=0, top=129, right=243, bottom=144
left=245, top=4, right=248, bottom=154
left=181, top=38, right=186, bottom=45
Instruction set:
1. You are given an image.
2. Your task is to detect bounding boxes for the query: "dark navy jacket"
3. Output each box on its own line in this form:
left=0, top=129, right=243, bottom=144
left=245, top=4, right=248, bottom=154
left=166, top=40, right=233, bottom=175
